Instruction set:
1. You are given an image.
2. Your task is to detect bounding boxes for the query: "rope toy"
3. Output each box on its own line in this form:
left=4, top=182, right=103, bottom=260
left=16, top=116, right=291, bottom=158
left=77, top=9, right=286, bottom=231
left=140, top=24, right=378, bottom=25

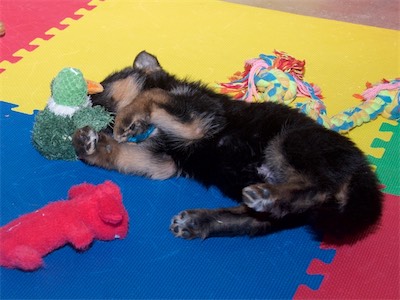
left=295, top=79, right=400, bottom=132
left=217, top=50, right=399, bottom=133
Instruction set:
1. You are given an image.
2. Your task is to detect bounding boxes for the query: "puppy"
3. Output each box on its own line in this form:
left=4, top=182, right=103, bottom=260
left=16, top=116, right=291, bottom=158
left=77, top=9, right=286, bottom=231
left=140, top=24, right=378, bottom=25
left=73, top=51, right=382, bottom=242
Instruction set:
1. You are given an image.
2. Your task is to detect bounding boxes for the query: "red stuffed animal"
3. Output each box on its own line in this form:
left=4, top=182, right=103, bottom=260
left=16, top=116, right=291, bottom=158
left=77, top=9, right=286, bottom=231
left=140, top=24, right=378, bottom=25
left=0, top=181, right=129, bottom=271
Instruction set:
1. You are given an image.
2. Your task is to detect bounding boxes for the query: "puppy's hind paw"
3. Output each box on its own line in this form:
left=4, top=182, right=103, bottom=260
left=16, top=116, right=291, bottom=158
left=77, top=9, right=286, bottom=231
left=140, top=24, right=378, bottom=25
left=72, top=126, right=99, bottom=157
left=170, top=210, right=208, bottom=240
left=242, top=183, right=274, bottom=212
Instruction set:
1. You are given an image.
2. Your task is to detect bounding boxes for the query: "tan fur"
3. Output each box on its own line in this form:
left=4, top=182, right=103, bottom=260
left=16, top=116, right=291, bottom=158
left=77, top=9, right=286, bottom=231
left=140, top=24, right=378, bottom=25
left=243, top=180, right=322, bottom=218
left=110, top=77, right=142, bottom=112
left=244, top=133, right=319, bottom=217
left=114, top=88, right=206, bottom=142
left=265, top=179, right=313, bottom=202
left=262, top=134, right=313, bottom=188
left=133, top=88, right=170, bottom=110
left=73, top=127, right=176, bottom=180
left=335, top=181, right=350, bottom=209
left=151, top=108, right=205, bottom=140
left=74, top=130, right=121, bottom=171
left=116, top=143, right=177, bottom=180
left=290, top=192, right=328, bottom=214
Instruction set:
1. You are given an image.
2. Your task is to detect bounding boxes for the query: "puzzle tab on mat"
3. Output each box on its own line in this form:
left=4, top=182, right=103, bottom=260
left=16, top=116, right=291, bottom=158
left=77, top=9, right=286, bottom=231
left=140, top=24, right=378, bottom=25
left=0, top=0, right=102, bottom=73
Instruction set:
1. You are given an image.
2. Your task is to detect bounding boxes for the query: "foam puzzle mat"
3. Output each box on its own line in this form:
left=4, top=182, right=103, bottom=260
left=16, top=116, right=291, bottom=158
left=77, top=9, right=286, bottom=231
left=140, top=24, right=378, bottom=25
left=0, top=0, right=399, bottom=299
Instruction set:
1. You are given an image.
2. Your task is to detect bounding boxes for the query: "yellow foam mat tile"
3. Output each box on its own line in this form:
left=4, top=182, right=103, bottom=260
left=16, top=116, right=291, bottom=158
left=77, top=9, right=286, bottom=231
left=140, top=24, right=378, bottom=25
left=0, top=0, right=399, bottom=153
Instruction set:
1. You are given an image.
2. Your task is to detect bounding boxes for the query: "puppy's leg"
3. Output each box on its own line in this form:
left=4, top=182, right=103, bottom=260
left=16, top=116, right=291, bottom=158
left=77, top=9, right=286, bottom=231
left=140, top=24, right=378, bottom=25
left=73, top=126, right=177, bottom=179
left=170, top=205, right=273, bottom=239
left=113, top=88, right=212, bottom=143
left=242, top=182, right=327, bottom=217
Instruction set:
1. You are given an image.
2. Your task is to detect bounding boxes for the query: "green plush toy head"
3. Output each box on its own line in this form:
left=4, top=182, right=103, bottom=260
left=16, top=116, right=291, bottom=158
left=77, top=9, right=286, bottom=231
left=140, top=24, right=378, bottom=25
left=51, top=68, right=88, bottom=107
left=32, top=68, right=113, bottom=161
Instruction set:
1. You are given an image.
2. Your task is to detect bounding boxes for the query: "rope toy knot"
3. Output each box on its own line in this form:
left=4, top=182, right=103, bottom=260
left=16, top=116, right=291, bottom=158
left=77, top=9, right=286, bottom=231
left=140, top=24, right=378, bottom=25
left=217, top=51, right=399, bottom=134
left=218, top=50, right=322, bottom=105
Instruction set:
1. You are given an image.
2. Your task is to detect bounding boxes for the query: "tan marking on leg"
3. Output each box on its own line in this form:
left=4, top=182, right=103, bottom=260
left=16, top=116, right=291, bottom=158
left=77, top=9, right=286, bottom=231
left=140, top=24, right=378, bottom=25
left=110, top=77, right=142, bottom=112
left=115, top=143, right=177, bottom=180
left=138, top=88, right=170, bottom=107
left=151, top=108, right=205, bottom=140
left=76, top=130, right=176, bottom=180
left=80, top=133, right=121, bottom=170
left=261, top=135, right=298, bottom=183
left=115, top=88, right=170, bottom=120
left=335, top=181, right=350, bottom=209
left=112, top=89, right=171, bottom=142
left=267, top=174, right=314, bottom=199
left=290, top=192, right=329, bottom=214
left=114, top=88, right=207, bottom=142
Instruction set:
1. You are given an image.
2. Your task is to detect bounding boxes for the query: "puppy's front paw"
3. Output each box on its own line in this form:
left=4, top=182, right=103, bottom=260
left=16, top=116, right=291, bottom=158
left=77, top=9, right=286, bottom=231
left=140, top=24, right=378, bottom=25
left=114, top=114, right=150, bottom=143
left=72, top=126, right=99, bottom=157
left=170, top=210, right=208, bottom=240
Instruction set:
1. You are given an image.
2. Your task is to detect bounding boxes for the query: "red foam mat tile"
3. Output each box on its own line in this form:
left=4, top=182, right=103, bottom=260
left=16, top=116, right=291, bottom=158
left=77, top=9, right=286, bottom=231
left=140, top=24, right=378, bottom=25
left=0, top=0, right=94, bottom=66
left=294, top=193, right=400, bottom=299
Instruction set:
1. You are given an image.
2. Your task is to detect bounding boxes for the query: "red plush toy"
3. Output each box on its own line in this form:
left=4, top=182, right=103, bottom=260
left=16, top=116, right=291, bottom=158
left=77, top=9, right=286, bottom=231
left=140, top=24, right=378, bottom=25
left=0, top=181, right=129, bottom=271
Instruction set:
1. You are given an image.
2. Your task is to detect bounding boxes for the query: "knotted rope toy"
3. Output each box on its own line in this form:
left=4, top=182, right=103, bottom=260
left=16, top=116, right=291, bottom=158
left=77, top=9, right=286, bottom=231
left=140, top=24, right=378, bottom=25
left=217, top=50, right=399, bottom=133
left=296, top=78, right=400, bottom=132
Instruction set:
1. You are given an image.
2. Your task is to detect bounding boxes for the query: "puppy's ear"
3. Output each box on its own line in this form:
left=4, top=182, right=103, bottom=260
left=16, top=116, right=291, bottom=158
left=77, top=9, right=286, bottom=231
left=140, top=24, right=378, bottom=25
left=133, top=51, right=161, bottom=71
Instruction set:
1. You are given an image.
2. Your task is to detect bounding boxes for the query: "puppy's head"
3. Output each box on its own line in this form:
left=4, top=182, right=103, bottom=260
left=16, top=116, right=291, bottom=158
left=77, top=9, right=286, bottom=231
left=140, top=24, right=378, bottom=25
left=91, top=51, right=169, bottom=113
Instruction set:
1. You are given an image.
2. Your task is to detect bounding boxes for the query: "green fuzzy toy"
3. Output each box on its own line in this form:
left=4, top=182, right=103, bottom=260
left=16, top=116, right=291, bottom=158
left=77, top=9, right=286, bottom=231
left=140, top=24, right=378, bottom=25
left=32, top=67, right=113, bottom=161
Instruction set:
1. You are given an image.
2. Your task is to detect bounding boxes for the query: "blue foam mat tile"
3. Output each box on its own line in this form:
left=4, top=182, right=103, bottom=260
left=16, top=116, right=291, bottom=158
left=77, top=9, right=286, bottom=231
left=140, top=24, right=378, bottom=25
left=0, top=101, right=335, bottom=299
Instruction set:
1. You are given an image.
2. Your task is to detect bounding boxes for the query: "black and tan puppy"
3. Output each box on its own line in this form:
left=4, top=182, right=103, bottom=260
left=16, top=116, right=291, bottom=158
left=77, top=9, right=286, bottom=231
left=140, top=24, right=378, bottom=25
left=73, top=51, right=382, bottom=242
